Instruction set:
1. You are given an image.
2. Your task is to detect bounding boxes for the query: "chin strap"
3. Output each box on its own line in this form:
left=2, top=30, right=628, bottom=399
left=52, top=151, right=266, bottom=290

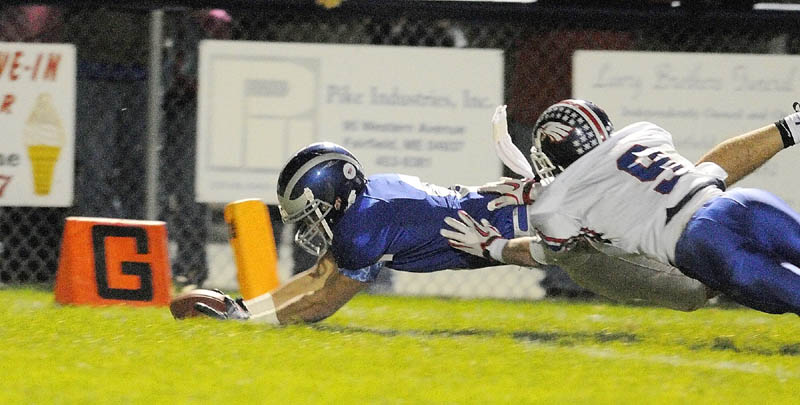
left=346, top=189, right=357, bottom=209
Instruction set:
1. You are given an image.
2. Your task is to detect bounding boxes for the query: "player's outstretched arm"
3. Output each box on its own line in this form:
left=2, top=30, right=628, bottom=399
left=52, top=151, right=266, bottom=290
left=696, top=103, right=800, bottom=185
left=695, top=124, right=784, bottom=186
left=243, top=251, right=368, bottom=324
left=440, top=210, right=548, bottom=267
left=502, top=237, right=544, bottom=267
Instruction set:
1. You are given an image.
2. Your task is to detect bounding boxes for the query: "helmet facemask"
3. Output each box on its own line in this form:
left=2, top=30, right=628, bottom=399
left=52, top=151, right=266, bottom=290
left=530, top=128, right=559, bottom=186
left=279, top=187, right=335, bottom=256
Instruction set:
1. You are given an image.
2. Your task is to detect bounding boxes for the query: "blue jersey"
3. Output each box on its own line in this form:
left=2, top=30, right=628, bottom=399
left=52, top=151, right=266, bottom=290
left=330, top=174, right=528, bottom=282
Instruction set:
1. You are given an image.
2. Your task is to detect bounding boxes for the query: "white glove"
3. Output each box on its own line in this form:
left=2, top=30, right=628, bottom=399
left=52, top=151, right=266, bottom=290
left=440, top=210, right=506, bottom=261
left=194, top=293, right=251, bottom=321
left=478, top=177, right=540, bottom=211
left=492, top=105, right=536, bottom=179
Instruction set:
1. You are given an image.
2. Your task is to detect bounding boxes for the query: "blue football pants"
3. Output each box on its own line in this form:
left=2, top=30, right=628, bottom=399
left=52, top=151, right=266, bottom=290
left=675, top=188, right=800, bottom=315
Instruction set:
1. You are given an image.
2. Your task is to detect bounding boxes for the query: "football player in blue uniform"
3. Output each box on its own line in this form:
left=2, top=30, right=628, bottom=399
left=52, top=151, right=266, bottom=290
left=233, top=141, right=534, bottom=323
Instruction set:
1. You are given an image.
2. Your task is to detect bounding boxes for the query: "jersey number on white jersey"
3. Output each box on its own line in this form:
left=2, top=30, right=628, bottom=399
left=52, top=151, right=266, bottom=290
left=616, top=144, right=684, bottom=194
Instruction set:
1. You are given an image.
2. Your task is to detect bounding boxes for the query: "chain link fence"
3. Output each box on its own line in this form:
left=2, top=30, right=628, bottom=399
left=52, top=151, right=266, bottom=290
left=1, top=2, right=799, bottom=299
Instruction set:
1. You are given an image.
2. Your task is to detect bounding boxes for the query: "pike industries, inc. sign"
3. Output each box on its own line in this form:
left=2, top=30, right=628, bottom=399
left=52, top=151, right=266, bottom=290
left=196, top=41, right=503, bottom=204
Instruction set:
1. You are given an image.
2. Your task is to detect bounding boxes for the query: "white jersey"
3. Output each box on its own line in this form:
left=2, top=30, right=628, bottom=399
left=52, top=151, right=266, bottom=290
left=528, top=121, right=726, bottom=264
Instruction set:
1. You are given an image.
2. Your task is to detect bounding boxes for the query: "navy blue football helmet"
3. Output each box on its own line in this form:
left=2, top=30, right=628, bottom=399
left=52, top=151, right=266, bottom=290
left=276, top=142, right=367, bottom=256
left=531, top=99, right=614, bottom=182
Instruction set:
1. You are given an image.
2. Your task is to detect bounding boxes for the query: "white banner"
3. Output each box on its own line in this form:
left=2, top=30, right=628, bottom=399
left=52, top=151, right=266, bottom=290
left=0, top=42, right=75, bottom=207
left=196, top=40, right=504, bottom=204
left=574, top=50, right=800, bottom=209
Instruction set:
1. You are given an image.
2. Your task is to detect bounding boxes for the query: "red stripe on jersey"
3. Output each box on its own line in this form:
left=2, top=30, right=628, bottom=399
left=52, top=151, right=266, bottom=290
left=540, top=233, right=570, bottom=250
left=580, top=227, right=609, bottom=243
left=541, top=234, right=569, bottom=243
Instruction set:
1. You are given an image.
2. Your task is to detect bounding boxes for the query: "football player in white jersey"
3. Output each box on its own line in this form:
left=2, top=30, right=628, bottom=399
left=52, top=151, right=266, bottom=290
left=443, top=99, right=800, bottom=316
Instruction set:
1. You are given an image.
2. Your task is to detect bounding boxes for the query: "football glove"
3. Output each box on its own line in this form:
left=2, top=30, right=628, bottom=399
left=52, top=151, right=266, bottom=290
left=440, top=210, right=505, bottom=261
left=479, top=177, right=541, bottom=211
left=194, top=294, right=251, bottom=321
left=492, top=105, right=537, bottom=179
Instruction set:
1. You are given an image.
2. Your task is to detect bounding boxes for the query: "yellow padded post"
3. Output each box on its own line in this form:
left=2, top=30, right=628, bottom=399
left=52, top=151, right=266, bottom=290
left=224, top=199, right=280, bottom=299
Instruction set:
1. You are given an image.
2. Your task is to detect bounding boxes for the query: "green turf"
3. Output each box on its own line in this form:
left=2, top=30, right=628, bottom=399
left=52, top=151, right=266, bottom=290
left=1, top=287, right=799, bottom=404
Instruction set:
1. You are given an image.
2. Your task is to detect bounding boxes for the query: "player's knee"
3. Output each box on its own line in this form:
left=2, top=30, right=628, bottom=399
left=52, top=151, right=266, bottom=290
left=664, top=283, right=709, bottom=312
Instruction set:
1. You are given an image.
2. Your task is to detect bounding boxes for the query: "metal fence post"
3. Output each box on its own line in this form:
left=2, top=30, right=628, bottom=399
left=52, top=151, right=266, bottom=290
left=146, top=8, right=164, bottom=221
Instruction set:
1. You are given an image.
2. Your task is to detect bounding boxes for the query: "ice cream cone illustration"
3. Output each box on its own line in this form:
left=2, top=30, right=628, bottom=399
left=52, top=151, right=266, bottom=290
left=24, top=93, right=65, bottom=196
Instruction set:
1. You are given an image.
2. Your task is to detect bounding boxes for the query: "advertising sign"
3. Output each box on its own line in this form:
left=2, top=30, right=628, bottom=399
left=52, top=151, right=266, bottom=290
left=574, top=50, right=800, bottom=208
left=0, top=42, right=75, bottom=207
left=197, top=40, right=504, bottom=204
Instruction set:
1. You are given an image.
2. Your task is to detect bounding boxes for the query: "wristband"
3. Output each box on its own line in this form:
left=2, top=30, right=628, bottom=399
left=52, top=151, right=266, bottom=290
left=243, top=293, right=280, bottom=325
left=486, top=238, right=508, bottom=263
left=776, top=110, right=800, bottom=149
left=529, top=239, right=549, bottom=265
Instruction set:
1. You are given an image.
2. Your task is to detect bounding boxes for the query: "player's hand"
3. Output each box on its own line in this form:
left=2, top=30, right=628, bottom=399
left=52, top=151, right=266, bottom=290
left=478, top=177, right=540, bottom=210
left=194, top=294, right=251, bottom=321
left=440, top=210, right=504, bottom=260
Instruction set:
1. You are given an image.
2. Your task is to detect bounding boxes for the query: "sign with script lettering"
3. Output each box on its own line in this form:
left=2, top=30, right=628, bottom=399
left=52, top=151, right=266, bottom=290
left=574, top=50, right=800, bottom=208
left=0, top=43, right=75, bottom=206
left=196, top=40, right=503, bottom=204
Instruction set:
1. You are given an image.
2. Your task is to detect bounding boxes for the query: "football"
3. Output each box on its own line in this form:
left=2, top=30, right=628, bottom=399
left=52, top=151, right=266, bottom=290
left=169, top=288, right=227, bottom=319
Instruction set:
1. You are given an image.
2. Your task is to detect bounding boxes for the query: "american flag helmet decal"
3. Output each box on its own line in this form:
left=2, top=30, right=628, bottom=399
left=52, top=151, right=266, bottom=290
left=531, top=99, right=614, bottom=178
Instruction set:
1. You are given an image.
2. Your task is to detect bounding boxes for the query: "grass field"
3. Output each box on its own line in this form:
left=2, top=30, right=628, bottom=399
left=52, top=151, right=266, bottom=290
left=2, top=287, right=800, bottom=404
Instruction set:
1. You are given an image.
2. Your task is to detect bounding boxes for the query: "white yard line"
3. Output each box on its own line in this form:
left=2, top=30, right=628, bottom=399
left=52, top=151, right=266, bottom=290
left=576, top=346, right=798, bottom=380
